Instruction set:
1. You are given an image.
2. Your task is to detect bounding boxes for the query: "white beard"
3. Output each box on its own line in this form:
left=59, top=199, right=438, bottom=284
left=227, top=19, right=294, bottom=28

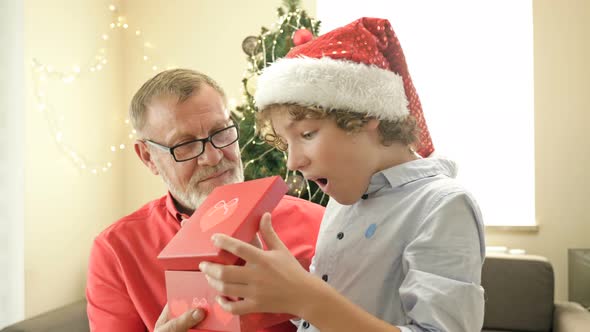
left=155, top=157, right=244, bottom=213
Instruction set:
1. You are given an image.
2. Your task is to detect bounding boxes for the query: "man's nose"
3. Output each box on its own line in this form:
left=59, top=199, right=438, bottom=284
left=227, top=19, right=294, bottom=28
left=197, top=142, right=223, bottom=166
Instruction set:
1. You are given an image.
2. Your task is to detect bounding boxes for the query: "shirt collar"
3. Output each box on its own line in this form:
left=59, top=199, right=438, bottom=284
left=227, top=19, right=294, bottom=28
left=366, top=157, right=458, bottom=195
left=165, top=192, right=191, bottom=223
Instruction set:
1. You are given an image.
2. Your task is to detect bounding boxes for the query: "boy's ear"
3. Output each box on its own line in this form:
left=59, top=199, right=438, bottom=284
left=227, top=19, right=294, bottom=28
left=134, top=140, right=160, bottom=175
left=366, top=118, right=380, bottom=131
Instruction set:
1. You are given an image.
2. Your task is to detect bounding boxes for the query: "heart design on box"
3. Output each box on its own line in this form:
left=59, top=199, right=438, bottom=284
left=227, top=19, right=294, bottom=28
left=191, top=297, right=209, bottom=310
left=169, top=299, right=189, bottom=317
left=200, top=198, right=239, bottom=232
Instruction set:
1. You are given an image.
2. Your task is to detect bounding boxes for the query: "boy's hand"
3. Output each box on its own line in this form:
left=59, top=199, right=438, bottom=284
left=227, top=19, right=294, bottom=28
left=199, top=213, right=313, bottom=316
left=154, top=304, right=205, bottom=332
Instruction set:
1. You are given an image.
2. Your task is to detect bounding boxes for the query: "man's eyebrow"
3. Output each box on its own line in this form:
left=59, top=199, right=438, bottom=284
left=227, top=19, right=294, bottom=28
left=168, top=119, right=232, bottom=143
left=211, top=119, right=232, bottom=131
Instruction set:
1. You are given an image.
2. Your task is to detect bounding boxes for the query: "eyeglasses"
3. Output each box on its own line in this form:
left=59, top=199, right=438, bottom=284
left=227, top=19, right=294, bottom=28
left=144, top=124, right=239, bottom=162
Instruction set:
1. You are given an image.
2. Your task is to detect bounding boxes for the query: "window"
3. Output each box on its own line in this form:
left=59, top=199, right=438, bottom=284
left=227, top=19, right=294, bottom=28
left=318, top=0, right=535, bottom=226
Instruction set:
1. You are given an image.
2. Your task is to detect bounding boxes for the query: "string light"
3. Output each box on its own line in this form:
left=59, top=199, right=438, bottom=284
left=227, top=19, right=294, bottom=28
left=31, top=4, right=166, bottom=175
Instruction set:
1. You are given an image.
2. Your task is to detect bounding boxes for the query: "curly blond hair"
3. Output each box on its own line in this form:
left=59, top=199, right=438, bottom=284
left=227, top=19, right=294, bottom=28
left=256, top=103, right=418, bottom=151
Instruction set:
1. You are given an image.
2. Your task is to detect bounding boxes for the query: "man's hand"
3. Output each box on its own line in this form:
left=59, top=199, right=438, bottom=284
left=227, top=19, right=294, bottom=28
left=154, top=304, right=206, bottom=332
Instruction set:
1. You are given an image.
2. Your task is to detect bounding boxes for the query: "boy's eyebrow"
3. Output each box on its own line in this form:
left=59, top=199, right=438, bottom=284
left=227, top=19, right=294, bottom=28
left=285, top=119, right=298, bottom=130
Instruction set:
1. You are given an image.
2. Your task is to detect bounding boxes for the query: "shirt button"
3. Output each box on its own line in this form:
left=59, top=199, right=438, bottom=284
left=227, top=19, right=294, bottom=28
left=302, top=321, right=310, bottom=329
left=322, top=274, right=328, bottom=282
left=337, top=232, right=344, bottom=240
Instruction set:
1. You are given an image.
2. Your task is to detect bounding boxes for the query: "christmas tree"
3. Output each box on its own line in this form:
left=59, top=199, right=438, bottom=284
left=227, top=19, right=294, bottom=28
left=235, top=0, right=328, bottom=205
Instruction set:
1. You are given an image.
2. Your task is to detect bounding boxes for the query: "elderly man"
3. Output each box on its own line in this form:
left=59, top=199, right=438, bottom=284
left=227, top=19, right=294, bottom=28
left=86, top=69, right=324, bottom=332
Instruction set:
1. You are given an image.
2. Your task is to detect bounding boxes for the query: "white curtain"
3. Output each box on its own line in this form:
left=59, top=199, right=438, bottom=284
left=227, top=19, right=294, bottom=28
left=317, top=0, right=535, bottom=226
left=0, top=0, right=25, bottom=327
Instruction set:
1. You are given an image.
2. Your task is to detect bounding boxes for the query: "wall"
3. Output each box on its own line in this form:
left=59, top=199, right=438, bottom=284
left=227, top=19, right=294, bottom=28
left=0, top=0, right=25, bottom=326
left=23, top=0, right=125, bottom=317
left=485, top=0, right=590, bottom=301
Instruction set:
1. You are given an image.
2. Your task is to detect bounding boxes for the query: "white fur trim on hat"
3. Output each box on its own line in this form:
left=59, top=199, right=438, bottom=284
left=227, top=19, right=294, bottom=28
left=254, top=57, right=409, bottom=121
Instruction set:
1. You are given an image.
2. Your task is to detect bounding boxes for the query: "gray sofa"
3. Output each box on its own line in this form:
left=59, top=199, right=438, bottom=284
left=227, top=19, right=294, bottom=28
left=2, top=254, right=589, bottom=332
left=0, top=299, right=89, bottom=332
left=482, top=253, right=590, bottom=332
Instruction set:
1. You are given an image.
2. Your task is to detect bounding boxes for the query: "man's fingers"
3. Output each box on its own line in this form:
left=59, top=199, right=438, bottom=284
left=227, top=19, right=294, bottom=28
left=155, top=304, right=170, bottom=327
left=155, top=306, right=205, bottom=332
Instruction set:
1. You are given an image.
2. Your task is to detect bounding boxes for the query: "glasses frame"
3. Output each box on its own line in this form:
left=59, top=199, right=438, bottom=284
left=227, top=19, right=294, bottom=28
left=143, top=124, right=239, bottom=162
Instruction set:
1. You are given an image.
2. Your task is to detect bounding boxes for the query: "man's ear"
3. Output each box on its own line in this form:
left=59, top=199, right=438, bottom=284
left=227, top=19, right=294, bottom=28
left=134, top=140, right=160, bottom=175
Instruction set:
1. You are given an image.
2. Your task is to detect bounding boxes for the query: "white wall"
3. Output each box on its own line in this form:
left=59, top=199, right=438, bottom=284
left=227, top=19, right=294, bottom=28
left=0, top=0, right=25, bottom=327
left=23, top=0, right=125, bottom=317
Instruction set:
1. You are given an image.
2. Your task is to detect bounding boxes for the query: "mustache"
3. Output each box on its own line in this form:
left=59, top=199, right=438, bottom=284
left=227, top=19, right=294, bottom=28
left=191, top=159, right=232, bottom=184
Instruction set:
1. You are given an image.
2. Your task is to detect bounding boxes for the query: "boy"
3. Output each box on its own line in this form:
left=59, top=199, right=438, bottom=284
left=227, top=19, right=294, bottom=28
left=199, top=17, right=485, bottom=332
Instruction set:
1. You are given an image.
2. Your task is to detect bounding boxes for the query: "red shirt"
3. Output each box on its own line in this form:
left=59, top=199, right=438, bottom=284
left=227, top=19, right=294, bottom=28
left=86, top=192, right=324, bottom=332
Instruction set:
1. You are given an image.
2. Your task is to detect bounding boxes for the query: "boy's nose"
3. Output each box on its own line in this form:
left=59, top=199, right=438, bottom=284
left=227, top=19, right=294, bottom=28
left=286, top=147, right=309, bottom=171
left=197, top=142, right=223, bottom=166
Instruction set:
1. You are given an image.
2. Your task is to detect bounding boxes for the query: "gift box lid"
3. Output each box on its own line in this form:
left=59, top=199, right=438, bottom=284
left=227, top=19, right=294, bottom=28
left=158, top=176, right=288, bottom=270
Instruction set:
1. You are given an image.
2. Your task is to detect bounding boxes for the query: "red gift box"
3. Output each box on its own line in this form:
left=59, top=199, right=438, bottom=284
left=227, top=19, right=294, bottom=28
left=158, top=176, right=288, bottom=269
left=158, top=176, right=293, bottom=331
left=166, top=271, right=293, bottom=332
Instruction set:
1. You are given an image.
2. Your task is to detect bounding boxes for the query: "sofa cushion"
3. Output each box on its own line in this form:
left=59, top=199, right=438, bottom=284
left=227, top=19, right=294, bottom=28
left=0, top=299, right=88, bottom=332
left=482, top=254, right=554, bottom=332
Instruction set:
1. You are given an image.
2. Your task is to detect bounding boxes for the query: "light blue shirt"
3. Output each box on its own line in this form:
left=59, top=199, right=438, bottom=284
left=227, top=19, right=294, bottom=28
left=297, top=157, right=485, bottom=332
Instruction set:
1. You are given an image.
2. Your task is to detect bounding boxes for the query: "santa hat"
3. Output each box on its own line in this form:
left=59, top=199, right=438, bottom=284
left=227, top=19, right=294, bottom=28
left=254, top=17, right=434, bottom=157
